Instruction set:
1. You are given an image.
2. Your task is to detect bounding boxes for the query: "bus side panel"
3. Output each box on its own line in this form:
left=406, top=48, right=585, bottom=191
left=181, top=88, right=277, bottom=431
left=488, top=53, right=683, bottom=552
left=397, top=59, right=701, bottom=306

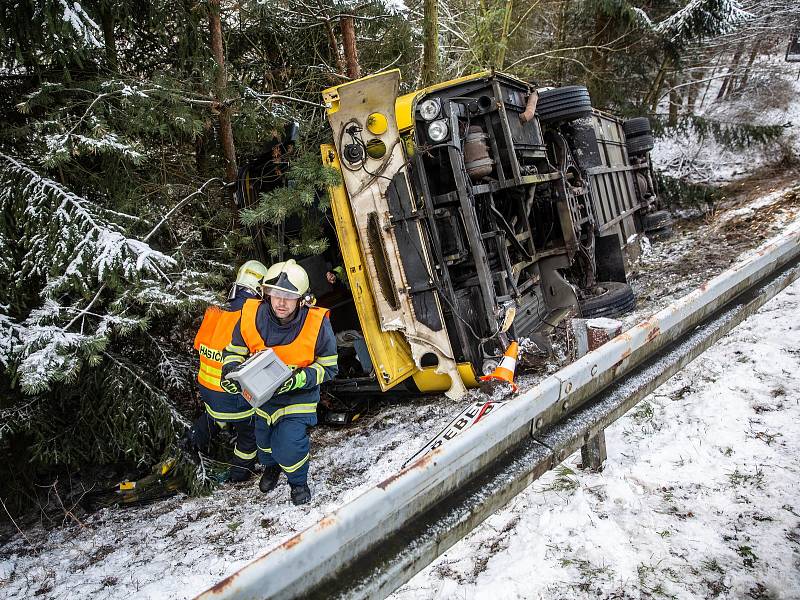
left=321, top=144, right=417, bottom=391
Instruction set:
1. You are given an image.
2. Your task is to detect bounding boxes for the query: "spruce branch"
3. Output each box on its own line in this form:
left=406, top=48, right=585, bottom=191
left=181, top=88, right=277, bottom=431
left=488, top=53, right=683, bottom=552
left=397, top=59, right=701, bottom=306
left=59, top=176, right=221, bottom=332
left=62, top=88, right=159, bottom=138
left=102, top=351, right=191, bottom=429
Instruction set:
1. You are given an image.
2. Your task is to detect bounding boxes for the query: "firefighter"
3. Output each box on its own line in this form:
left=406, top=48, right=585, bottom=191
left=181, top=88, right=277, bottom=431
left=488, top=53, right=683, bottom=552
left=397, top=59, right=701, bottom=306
left=188, top=260, right=268, bottom=482
left=220, top=259, right=338, bottom=505
left=325, top=265, right=349, bottom=291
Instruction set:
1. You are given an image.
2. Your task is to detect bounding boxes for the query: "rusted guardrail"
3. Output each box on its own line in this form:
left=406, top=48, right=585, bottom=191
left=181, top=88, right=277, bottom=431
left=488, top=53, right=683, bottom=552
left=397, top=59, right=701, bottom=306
left=197, top=221, right=800, bottom=600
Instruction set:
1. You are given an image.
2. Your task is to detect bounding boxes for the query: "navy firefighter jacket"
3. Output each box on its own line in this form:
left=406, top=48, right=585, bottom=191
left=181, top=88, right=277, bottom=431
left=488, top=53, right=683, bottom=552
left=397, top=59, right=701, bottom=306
left=224, top=304, right=339, bottom=407
left=227, top=288, right=258, bottom=311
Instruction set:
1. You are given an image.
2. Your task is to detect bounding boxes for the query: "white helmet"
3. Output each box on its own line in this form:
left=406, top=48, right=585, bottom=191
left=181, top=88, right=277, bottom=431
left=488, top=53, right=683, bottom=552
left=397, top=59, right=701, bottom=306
left=262, top=259, right=310, bottom=300
left=230, top=260, right=269, bottom=299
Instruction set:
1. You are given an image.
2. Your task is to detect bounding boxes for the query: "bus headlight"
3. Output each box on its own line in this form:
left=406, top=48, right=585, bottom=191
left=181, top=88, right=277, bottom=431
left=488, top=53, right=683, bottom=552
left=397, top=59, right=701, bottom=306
left=427, top=119, right=449, bottom=142
left=418, top=98, right=441, bottom=121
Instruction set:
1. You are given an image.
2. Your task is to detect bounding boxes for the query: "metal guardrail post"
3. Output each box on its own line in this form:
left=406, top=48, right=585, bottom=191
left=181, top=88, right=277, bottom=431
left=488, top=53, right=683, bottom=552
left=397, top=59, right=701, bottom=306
left=197, top=222, right=800, bottom=600
left=573, top=317, right=622, bottom=471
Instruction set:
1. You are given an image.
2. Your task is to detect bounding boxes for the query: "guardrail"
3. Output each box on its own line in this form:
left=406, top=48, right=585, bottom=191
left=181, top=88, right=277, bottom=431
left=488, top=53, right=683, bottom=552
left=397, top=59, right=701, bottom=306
left=198, top=221, right=800, bottom=600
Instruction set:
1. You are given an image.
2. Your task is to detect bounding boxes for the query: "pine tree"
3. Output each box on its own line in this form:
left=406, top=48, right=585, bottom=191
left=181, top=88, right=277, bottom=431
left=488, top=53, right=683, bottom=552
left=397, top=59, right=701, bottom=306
left=0, top=152, right=221, bottom=513
left=0, top=0, right=415, bottom=516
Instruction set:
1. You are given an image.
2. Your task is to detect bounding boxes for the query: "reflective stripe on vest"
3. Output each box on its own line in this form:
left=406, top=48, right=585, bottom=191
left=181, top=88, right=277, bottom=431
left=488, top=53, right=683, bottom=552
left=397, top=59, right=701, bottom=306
left=194, top=306, right=242, bottom=392
left=239, top=300, right=329, bottom=369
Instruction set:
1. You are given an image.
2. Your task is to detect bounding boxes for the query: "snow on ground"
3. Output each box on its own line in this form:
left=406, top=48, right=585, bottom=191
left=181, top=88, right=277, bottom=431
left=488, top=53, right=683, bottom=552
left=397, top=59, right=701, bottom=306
left=0, top=394, right=476, bottom=599
left=622, top=181, right=800, bottom=328
left=1, top=70, right=799, bottom=596
left=651, top=54, right=799, bottom=184
left=392, top=277, right=800, bottom=600
left=1, top=181, right=797, bottom=599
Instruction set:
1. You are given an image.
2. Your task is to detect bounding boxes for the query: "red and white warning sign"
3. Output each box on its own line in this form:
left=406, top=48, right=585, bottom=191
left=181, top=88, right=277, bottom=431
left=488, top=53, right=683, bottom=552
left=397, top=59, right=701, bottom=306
left=402, top=399, right=509, bottom=468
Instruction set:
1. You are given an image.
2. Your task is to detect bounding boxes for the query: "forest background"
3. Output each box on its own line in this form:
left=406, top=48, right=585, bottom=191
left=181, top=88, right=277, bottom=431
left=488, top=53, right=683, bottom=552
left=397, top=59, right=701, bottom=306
left=0, top=0, right=796, bottom=521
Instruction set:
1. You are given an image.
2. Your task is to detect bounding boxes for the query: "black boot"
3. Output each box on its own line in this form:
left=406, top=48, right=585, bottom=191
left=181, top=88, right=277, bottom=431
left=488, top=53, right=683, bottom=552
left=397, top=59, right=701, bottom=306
left=178, top=431, right=201, bottom=465
left=229, top=463, right=254, bottom=483
left=259, top=465, right=282, bottom=493
left=290, top=483, right=311, bottom=506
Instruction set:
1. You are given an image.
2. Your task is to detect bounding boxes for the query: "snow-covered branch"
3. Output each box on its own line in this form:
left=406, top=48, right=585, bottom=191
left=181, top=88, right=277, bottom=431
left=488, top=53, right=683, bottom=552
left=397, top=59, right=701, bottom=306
left=655, top=0, right=752, bottom=43
left=0, top=154, right=221, bottom=394
left=57, top=0, right=103, bottom=48
left=0, top=153, right=176, bottom=296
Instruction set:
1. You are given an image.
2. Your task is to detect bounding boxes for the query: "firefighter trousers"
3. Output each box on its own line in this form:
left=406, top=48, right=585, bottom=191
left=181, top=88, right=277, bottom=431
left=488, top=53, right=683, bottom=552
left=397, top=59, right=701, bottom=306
left=190, top=390, right=257, bottom=479
left=255, top=411, right=316, bottom=486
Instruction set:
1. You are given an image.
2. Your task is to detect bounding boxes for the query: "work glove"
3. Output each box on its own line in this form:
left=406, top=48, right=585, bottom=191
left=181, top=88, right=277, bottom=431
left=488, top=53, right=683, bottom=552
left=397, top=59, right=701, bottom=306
left=221, top=361, right=239, bottom=379
left=277, top=370, right=306, bottom=395
left=221, top=378, right=242, bottom=395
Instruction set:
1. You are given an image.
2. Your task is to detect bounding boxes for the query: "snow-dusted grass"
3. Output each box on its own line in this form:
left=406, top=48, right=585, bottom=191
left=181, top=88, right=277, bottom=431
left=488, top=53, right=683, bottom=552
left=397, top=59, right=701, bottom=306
left=392, top=277, right=800, bottom=600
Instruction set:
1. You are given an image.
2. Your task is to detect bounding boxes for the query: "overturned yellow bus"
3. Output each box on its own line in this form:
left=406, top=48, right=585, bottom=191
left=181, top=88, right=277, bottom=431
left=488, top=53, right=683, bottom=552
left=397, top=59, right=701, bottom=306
left=318, top=70, right=665, bottom=401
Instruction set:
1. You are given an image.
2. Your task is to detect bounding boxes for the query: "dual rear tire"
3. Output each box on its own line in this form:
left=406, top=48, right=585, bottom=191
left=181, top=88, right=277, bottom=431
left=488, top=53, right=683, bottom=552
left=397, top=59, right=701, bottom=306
left=578, top=281, right=636, bottom=319
left=623, top=116, right=654, bottom=156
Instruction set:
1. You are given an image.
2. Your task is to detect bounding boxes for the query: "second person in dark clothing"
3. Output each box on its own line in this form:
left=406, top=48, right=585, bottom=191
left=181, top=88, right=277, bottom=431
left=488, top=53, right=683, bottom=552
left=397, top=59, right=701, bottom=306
left=189, top=260, right=268, bottom=481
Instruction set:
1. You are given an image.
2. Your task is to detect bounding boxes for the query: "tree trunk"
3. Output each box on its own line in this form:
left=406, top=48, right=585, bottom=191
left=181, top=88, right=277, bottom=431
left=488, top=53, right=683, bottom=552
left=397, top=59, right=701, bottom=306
left=646, top=54, right=670, bottom=111
left=724, top=43, right=746, bottom=98
left=700, top=53, right=722, bottom=109
left=98, top=2, right=118, bottom=71
left=555, top=0, right=570, bottom=85
left=589, top=5, right=609, bottom=105
left=340, top=16, right=361, bottom=79
left=195, top=127, right=211, bottom=174
left=325, top=17, right=345, bottom=78
left=738, top=40, right=761, bottom=91
left=207, top=0, right=238, bottom=207
left=421, top=0, right=439, bottom=86
left=687, top=66, right=702, bottom=114
left=496, top=0, right=513, bottom=70
left=716, top=43, right=743, bottom=101
left=668, top=76, right=680, bottom=127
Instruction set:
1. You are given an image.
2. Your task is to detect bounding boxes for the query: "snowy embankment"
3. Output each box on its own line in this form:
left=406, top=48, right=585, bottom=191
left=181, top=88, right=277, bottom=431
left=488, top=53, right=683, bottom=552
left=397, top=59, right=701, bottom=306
left=393, top=277, right=800, bottom=599
left=1, top=60, right=799, bottom=596
left=0, top=183, right=797, bottom=599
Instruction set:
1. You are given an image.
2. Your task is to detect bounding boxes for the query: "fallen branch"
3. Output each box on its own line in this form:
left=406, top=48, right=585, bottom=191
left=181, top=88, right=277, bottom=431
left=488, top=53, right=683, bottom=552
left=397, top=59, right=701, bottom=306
left=0, top=496, right=35, bottom=548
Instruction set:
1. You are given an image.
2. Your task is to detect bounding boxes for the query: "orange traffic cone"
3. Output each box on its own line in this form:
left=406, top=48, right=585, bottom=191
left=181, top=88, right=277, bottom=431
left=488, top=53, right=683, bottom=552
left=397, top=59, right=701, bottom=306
left=480, top=341, right=519, bottom=392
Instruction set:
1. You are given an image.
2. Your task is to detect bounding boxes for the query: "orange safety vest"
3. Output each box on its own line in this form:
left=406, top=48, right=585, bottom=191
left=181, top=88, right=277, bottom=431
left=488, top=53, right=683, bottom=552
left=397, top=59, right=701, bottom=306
left=193, top=306, right=242, bottom=392
left=239, top=299, right=329, bottom=368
